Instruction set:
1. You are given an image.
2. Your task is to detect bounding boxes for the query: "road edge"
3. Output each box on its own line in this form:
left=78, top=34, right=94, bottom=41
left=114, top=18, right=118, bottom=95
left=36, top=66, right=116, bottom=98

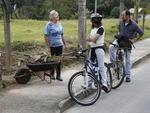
left=57, top=52, right=150, bottom=113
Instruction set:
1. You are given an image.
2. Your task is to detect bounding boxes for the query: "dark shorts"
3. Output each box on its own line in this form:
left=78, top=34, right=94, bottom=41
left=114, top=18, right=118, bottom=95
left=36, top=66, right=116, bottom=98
left=50, top=46, right=63, bottom=56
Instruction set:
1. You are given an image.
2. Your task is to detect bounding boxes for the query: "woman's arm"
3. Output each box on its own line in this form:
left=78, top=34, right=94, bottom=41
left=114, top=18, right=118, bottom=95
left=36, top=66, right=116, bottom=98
left=87, top=27, right=104, bottom=43
left=86, top=34, right=100, bottom=43
left=44, top=35, right=51, bottom=53
left=62, top=35, right=67, bottom=48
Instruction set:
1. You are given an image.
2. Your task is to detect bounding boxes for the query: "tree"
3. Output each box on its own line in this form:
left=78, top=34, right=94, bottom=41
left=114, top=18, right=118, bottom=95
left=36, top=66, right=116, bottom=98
left=86, top=0, right=94, bottom=13
left=111, top=6, right=119, bottom=18
left=7, top=0, right=138, bottom=19
left=1, top=0, right=11, bottom=73
left=141, top=0, right=150, bottom=32
left=78, top=0, right=86, bottom=48
left=10, top=0, right=78, bottom=19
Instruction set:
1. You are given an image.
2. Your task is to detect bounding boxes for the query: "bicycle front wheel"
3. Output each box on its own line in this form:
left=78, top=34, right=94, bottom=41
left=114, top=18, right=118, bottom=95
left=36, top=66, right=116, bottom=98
left=105, top=63, right=112, bottom=93
left=68, top=71, right=101, bottom=106
left=111, top=61, right=125, bottom=89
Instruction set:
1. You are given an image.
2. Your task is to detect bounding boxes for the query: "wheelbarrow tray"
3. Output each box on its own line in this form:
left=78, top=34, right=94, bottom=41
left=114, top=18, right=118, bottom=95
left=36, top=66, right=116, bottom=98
left=27, top=61, right=59, bottom=72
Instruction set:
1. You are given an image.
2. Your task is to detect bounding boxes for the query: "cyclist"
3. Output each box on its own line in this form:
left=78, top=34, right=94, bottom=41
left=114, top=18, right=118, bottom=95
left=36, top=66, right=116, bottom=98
left=109, top=10, right=144, bottom=82
left=86, top=13, right=108, bottom=92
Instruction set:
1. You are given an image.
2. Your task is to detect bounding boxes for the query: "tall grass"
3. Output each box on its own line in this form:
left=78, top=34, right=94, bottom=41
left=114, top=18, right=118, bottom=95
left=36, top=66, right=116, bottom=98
left=0, top=18, right=149, bottom=46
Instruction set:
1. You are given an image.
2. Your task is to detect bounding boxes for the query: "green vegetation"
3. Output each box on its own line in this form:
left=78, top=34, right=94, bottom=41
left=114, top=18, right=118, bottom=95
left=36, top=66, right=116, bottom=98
left=0, top=18, right=149, bottom=47
left=2, top=0, right=149, bottom=20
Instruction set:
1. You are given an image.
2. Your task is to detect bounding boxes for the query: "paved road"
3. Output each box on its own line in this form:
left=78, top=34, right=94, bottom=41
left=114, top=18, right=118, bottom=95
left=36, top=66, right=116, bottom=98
left=0, top=68, right=81, bottom=113
left=64, top=59, right=150, bottom=113
left=0, top=80, right=59, bottom=113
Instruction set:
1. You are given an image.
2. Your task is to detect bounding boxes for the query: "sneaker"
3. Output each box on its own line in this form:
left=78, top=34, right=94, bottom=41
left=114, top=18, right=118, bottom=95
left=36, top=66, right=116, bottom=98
left=102, top=84, right=109, bottom=93
left=126, top=77, right=131, bottom=82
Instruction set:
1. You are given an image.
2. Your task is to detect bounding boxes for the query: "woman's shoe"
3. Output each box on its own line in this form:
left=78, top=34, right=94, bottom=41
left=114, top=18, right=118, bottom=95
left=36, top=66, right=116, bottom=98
left=56, top=77, right=63, bottom=81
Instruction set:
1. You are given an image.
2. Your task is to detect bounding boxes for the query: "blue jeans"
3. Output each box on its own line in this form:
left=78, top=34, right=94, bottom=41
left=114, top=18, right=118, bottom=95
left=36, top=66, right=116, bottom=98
left=109, top=40, right=131, bottom=78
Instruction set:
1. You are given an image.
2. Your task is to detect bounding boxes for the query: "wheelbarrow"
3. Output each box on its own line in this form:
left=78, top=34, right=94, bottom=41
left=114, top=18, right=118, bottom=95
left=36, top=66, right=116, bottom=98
left=14, top=61, right=60, bottom=84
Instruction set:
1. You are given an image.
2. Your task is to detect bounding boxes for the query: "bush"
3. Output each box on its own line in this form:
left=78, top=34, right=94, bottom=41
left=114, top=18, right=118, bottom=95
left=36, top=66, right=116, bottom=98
left=110, top=7, right=119, bottom=18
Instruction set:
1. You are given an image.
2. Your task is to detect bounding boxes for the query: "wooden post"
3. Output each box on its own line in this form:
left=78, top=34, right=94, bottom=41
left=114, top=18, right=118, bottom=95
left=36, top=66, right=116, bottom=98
left=1, top=0, right=11, bottom=73
left=0, top=51, right=2, bottom=87
left=0, top=68, right=3, bottom=88
left=94, top=0, right=97, bottom=13
left=134, top=0, right=139, bottom=23
left=120, top=0, right=125, bottom=18
left=0, top=57, right=5, bottom=88
left=142, top=9, right=145, bottom=33
left=0, top=0, right=2, bottom=87
left=78, top=0, right=86, bottom=48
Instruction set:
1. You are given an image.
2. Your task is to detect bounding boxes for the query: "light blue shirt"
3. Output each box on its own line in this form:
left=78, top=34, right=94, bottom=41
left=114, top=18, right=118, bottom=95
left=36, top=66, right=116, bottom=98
left=44, top=21, right=63, bottom=47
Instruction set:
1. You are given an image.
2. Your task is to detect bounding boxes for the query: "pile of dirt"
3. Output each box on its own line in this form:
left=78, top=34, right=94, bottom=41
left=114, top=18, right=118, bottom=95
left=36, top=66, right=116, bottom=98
left=0, top=41, right=109, bottom=81
left=0, top=43, right=80, bottom=78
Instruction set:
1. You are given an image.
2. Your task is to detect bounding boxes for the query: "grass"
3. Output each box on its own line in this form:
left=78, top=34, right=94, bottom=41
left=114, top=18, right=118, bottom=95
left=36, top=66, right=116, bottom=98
left=0, top=18, right=149, bottom=46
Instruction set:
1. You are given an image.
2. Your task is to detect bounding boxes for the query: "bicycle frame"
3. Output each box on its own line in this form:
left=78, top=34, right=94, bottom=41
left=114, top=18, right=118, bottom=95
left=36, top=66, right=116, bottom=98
left=84, top=59, right=98, bottom=76
left=78, top=50, right=102, bottom=87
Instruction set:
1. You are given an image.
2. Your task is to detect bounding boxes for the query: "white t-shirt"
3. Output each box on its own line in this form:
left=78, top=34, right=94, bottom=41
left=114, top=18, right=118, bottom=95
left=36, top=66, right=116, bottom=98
left=88, top=26, right=105, bottom=48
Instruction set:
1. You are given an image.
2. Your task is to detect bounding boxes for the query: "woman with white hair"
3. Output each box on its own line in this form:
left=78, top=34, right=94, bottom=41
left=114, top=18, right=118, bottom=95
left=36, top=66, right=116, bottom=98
left=44, top=10, right=67, bottom=81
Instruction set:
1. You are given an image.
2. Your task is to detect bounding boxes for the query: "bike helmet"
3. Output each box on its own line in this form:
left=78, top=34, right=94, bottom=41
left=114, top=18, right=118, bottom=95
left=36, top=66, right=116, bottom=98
left=90, top=13, right=102, bottom=23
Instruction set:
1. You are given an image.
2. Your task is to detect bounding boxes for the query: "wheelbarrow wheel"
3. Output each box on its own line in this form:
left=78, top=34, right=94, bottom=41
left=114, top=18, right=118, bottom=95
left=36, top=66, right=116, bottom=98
left=15, top=68, right=31, bottom=84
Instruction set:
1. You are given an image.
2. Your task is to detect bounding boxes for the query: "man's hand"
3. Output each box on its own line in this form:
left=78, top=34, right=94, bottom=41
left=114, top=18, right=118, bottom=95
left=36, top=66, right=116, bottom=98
left=129, top=39, right=135, bottom=43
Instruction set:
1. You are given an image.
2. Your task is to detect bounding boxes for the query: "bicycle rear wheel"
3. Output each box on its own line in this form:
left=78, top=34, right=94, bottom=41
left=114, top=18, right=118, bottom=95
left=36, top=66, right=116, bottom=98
left=111, top=61, right=125, bottom=89
left=68, top=71, right=101, bottom=106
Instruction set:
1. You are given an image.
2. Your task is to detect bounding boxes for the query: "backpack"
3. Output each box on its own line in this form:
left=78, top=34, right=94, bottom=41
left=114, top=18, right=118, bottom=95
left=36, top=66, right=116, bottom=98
left=115, top=34, right=132, bottom=48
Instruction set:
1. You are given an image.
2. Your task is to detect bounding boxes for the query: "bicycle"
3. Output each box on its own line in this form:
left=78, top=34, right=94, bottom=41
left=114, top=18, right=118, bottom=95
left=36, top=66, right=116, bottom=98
left=109, top=42, right=134, bottom=89
left=68, top=48, right=112, bottom=106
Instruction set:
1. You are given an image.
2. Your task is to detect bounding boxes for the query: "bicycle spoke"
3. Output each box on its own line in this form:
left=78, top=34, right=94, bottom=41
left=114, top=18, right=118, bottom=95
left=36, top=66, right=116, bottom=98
left=68, top=71, right=101, bottom=106
left=111, top=62, right=125, bottom=89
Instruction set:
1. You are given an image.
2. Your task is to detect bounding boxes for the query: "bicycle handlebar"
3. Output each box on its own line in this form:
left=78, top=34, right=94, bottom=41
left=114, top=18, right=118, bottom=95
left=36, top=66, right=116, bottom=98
left=109, top=42, right=119, bottom=48
left=75, top=48, right=90, bottom=58
left=110, top=41, right=135, bottom=49
left=110, top=42, right=130, bottom=50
